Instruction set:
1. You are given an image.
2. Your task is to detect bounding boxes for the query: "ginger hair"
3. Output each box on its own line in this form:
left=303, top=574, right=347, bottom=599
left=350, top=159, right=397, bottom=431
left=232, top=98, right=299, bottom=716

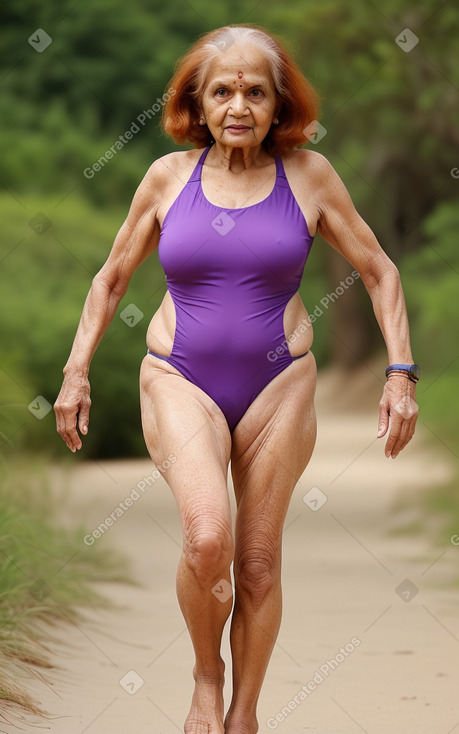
left=160, top=24, right=320, bottom=156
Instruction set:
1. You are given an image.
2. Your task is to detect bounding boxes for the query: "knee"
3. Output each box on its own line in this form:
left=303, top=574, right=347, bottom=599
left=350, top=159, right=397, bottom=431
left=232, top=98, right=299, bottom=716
left=236, top=544, right=279, bottom=609
left=183, top=516, right=234, bottom=582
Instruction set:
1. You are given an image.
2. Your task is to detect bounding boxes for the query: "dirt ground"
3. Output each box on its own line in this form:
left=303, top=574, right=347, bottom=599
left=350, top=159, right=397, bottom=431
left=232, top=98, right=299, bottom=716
left=5, top=367, right=459, bottom=734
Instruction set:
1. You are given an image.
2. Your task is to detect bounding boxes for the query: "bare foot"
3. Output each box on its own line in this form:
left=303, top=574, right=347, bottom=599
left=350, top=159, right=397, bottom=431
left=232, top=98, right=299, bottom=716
left=184, top=673, right=225, bottom=734
left=224, top=710, right=258, bottom=734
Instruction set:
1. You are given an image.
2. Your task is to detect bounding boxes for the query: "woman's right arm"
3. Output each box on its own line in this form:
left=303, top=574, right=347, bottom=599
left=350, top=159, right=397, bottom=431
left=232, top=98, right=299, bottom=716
left=54, top=158, right=165, bottom=452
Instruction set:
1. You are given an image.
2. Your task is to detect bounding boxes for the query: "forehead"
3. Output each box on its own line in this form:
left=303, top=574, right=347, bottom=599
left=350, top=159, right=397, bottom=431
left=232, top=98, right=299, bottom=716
left=205, top=44, right=273, bottom=86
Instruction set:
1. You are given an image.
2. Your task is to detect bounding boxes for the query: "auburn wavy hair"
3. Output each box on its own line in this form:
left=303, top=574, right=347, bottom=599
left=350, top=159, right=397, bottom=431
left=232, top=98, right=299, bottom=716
left=160, top=24, right=320, bottom=157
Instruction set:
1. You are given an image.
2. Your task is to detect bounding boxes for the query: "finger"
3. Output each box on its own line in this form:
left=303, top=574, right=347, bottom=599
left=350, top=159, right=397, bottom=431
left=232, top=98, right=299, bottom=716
left=64, top=418, right=83, bottom=451
left=60, top=423, right=80, bottom=452
left=384, top=412, right=404, bottom=458
left=65, top=430, right=81, bottom=452
left=377, top=400, right=389, bottom=438
left=388, top=418, right=410, bottom=459
left=55, top=405, right=82, bottom=452
left=77, top=398, right=91, bottom=436
left=385, top=390, right=419, bottom=458
left=390, top=395, right=419, bottom=457
left=394, top=413, right=418, bottom=456
left=54, top=404, right=71, bottom=448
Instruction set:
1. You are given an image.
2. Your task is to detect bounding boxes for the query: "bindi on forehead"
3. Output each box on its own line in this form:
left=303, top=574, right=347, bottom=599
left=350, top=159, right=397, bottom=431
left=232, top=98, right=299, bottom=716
left=210, top=73, right=268, bottom=91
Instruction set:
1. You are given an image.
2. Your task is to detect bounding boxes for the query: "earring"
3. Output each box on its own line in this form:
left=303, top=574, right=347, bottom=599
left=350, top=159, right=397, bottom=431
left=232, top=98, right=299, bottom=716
left=199, top=117, right=206, bottom=125
left=273, top=117, right=279, bottom=125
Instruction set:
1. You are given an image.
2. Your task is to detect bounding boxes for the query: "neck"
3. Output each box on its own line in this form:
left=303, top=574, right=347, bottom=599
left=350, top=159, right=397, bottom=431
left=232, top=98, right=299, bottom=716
left=206, top=142, right=269, bottom=172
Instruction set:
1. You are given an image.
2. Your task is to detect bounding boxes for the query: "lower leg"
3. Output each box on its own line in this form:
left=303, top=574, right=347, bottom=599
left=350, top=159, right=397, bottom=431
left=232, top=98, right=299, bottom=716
left=177, top=536, right=233, bottom=734
left=224, top=564, right=282, bottom=734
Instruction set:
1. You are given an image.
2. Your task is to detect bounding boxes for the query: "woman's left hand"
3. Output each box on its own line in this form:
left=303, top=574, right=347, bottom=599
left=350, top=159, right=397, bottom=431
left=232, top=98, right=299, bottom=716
left=377, top=375, right=419, bottom=459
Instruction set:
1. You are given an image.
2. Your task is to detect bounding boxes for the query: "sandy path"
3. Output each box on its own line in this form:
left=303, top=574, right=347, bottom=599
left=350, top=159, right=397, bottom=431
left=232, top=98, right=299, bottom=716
left=7, top=370, right=459, bottom=734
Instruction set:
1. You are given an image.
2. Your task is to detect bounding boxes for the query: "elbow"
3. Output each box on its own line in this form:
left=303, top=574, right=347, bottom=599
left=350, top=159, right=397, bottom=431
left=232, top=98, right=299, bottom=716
left=92, top=267, right=129, bottom=300
left=360, top=256, right=399, bottom=292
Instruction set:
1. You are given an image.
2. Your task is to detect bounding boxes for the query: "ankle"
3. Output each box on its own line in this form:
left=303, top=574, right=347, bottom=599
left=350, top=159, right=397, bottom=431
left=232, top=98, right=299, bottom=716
left=225, top=709, right=258, bottom=734
left=192, top=659, right=225, bottom=684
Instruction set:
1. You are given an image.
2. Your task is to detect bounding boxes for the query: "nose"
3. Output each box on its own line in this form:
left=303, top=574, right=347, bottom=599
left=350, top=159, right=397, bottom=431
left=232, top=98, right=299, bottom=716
left=229, top=91, right=249, bottom=117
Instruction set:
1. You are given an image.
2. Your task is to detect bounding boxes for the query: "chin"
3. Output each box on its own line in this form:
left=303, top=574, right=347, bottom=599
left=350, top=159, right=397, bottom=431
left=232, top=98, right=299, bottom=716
left=220, top=131, right=257, bottom=143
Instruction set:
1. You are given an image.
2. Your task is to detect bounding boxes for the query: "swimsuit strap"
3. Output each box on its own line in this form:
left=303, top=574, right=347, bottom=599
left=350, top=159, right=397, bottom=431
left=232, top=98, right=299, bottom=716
left=274, top=153, right=290, bottom=189
left=189, top=144, right=289, bottom=189
left=188, top=146, right=212, bottom=182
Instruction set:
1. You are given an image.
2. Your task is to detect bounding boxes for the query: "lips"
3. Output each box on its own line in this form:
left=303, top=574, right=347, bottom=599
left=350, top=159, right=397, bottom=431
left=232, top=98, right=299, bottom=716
left=226, top=127, right=251, bottom=135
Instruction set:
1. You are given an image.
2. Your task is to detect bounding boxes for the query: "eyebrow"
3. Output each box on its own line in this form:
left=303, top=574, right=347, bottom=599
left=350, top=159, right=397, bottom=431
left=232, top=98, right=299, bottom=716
left=210, top=79, right=267, bottom=87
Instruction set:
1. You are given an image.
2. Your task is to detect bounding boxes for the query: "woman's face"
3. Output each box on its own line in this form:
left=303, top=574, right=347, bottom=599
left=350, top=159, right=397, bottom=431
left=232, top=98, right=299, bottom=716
left=200, top=44, right=279, bottom=149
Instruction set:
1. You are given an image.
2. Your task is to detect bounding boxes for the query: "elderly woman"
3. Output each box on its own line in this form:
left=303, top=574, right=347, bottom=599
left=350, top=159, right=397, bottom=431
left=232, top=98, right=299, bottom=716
left=54, top=23, right=419, bottom=734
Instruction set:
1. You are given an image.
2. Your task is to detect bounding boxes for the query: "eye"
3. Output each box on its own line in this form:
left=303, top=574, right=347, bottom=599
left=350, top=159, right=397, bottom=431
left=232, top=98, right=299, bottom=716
left=216, top=88, right=228, bottom=97
left=250, top=89, right=263, bottom=97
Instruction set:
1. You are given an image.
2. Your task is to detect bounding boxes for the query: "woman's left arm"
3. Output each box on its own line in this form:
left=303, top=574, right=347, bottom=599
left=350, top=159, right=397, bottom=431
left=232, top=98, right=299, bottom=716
left=310, top=152, right=418, bottom=459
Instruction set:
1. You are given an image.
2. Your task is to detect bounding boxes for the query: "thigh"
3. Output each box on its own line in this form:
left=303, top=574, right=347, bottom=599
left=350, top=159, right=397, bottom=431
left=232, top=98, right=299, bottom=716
left=230, top=352, right=317, bottom=548
left=140, top=354, right=232, bottom=530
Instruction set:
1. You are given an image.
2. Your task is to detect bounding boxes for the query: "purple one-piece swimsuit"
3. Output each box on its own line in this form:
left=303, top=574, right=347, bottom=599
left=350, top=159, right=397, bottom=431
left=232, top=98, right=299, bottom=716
left=148, top=144, right=314, bottom=432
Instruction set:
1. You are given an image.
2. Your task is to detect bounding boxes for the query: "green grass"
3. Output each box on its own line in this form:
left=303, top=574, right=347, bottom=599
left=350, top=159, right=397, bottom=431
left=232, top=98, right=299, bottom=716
left=0, top=455, right=132, bottom=721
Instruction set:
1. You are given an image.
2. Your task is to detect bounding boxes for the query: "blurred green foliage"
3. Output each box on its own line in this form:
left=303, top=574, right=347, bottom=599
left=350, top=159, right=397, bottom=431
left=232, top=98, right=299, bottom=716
left=0, top=193, right=167, bottom=457
left=399, top=202, right=459, bottom=456
left=1, top=0, right=458, bottom=458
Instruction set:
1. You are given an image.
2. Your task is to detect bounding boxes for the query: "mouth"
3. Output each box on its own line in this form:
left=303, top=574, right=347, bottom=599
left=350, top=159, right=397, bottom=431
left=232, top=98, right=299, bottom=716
left=226, top=125, right=251, bottom=131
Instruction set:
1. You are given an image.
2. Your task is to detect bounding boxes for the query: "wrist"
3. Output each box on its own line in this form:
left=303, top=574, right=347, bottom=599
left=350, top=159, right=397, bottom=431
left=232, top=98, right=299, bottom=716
left=385, top=363, right=420, bottom=383
left=386, top=371, right=417, bottom=385
left=63, top=362, right=90, bottom=378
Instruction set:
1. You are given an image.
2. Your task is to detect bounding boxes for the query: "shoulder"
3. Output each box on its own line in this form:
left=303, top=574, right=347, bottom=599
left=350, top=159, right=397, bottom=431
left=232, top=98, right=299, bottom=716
left=129, top=148, right=202, bottom=214
left=283, top=148, right=354, bottom=211
left=144, top=148, right=203, bottom=188
left=282, top=148, right=338, bottom=186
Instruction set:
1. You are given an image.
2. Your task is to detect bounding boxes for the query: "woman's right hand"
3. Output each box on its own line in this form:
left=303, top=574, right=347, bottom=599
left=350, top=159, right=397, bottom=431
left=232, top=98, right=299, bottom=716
left=54, top=374, right=91, bottom=452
